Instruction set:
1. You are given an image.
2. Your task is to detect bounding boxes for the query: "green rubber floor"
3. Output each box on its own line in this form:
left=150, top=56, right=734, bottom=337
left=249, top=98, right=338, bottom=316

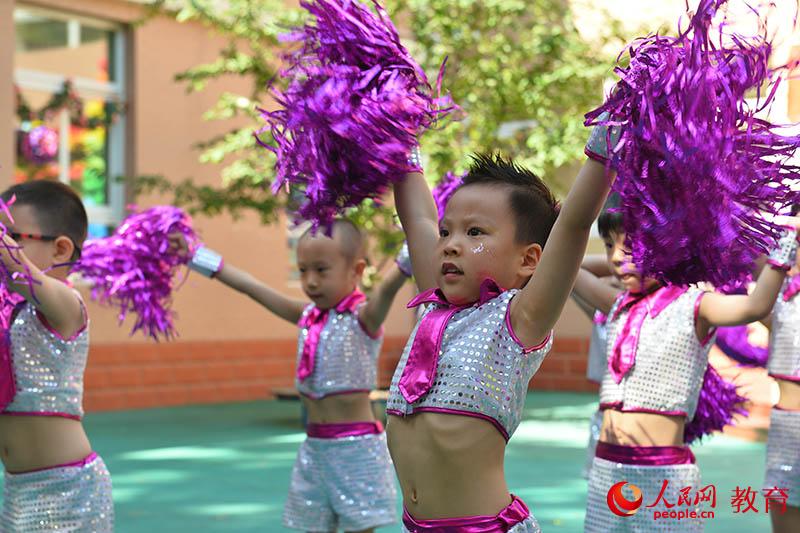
left=1, top=392, right=771, bottom=532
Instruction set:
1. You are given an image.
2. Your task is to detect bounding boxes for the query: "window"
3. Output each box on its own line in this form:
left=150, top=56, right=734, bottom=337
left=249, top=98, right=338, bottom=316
left=13, top=6, right=126, bottom=238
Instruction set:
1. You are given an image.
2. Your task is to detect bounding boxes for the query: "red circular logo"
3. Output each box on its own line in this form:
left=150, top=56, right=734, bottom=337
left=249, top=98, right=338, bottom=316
left=607, top=481, right=643, bottom=517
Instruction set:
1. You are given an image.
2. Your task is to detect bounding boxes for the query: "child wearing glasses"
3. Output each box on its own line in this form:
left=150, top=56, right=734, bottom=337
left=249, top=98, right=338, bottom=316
left=175, top=219, right=409, bottom=532
left=0, top=180, right=113, bottom=532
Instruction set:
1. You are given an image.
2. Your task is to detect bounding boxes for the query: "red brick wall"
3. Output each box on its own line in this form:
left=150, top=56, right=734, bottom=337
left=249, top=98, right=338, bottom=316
left=84, top=336, right=594, bottom=411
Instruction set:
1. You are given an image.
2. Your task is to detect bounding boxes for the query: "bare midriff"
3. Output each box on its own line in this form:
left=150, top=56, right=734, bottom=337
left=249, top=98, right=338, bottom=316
left=776, top=378, right=800, bottom=411
left=600, top=409, right=685, bottom=447
left=386, top=411, right=511, bottom=519
left=0, top=415, right=91, bottom=473
left=302, top=391, right=376, bottom=424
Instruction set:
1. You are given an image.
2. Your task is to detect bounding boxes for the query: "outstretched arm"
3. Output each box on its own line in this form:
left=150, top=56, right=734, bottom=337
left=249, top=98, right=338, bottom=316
left=393, top=168, right=439, bottom=292
left=358, top=264, right=409, bottom=335
left=0, top=234, right=84, bottom=339
left=510, top=158, right=614, bottom=346
left=572, top=269, right=623, bottom=316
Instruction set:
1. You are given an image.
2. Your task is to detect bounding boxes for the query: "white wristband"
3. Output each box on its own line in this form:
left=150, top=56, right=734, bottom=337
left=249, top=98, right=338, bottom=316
left=189, top=246, right=223, bottom=278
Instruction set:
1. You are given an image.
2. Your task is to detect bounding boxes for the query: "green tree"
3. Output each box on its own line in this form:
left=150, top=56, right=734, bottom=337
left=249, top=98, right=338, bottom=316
left=136, top=0, right=621, bottom=256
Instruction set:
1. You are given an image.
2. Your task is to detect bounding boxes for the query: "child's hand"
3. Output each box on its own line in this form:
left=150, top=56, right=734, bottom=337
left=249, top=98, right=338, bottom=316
left=167, top=232, right=192, bottom=259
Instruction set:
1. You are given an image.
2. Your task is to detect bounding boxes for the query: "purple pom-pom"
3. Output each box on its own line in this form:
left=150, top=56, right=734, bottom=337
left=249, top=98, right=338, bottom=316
left=715, top=325, right=769, bottom=367
left=684, top=364, right=747, bottom=444
left=75, top=206, right=198, bottom=340
left=586, top=0, right=800, bottom=286
left=432, top=171, right=465, bottom=221
left=257, top=0, right=457, bottom=231
left=22, top=126, right=59, bottom=165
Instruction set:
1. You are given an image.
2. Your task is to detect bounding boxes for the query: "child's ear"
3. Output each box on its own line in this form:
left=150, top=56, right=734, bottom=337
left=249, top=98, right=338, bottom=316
left=353, top=258, right=367, bottom=277
left=53, top=235, right=76, bottom=263
left=519, top=243, right=542, bottom=278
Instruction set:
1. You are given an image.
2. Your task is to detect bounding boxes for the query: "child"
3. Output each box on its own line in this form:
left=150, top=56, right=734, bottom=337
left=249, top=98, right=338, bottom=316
left=762, top=244, right=800, bottom=533
left=180, top=219, right=407, bottom=532
left=573, top=203, right=798, bottom=532
left=0, top=181, right=113, bottom=532
left=386, top=141, right=613, bottom=531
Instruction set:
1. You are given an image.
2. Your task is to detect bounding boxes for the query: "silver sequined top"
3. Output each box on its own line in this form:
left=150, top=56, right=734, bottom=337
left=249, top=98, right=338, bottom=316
left=386, top=290, right=553, bottom=440
left=295, top=302, right=383, bottom=399
left=3, top=301, right=89, bottom=418
left=600, top=287, right=713, bottom=419
left=586, top=312, right=608, bottom=384
left=769, top=279, right=800, bottom=379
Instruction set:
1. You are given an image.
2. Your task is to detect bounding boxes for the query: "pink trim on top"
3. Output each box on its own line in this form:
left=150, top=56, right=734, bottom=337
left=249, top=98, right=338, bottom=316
left=769, top=373, right=800, bottom=384
left=386, top=406, right=510, bottom=441
left=504, top=299, right=552, bottom=354
left=598, top=402, right=687, bottom=418
left=35, top=298, right=88, bottom=342
left=595, top=441, right=695, bottom=465
left=402, top=494, right=530, bottom=532
left=693, top=292, right=716, bottom=346
left=306, top=420, right=383, bottom=438
left=1, top=410, right=81, bottom=420
left=767, top=259, right=791, bottom=271
left=584, top=147, right=608, bottom=164
left=7, top=451, right=97, bottom=475
left=299, top=389, right=371, bottom=400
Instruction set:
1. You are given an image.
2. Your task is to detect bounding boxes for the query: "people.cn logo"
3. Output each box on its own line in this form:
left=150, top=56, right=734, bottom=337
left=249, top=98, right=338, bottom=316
left=607, top=481, right=643, bottom=517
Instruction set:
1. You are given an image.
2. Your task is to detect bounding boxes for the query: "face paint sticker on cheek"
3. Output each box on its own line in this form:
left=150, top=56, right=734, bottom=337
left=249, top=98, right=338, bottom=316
left=471, top=243, right=485, bottom=254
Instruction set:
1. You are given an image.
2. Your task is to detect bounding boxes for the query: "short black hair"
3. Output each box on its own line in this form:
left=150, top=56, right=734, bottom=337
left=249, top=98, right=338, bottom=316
left=459, top=153, right=559, bottom=247
left=299, top=218, right=365, bottom=262
left=597, top=192, right=624, bottom=240
left=1, top=180, right=88, bottom=261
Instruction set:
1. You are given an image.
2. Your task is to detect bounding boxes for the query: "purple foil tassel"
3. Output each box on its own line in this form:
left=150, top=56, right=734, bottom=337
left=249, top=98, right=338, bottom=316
left=257, top=0, right=457, bottom=231
left=432, top=171, right=465, bottom=221
left=586, top=0, right=800, bottom=287
left=715, top=325, right=769, bottom=367
left=75, top=206, right=198, bottom=340
left=684, top=364, right=747, bottom=444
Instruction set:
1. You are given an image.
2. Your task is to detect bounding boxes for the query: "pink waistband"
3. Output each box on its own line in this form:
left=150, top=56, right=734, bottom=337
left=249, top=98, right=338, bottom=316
left=596, top=441, right=695, bottom=465
left=402, top=495, right=530, bottom=533
left=1, top=410, right=82, bottom=421
left=306, top=420, right=383, bottom=439
left=769, top=373, right=800, bottom=384
left=599, top=402, right=687, bottom=418
left=8, top=451, right=98, bottom=475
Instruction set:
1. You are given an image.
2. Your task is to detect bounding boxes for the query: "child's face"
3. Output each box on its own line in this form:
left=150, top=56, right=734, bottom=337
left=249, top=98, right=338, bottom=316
left=3, top=204, right=70, bottom=273
left=604, top=231, right=658, bottom=294
left=437, top=185, right=539, bottom=305
left=296, top=233, right=364, bottom=310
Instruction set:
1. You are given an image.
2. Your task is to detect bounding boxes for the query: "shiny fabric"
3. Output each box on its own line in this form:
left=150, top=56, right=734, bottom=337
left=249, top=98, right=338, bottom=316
left=306, top=420, right=383, bottom=438
left=582, top=409, right=604, bottom=479
left=609, top=286, right=689, bottom=384
left=282, top=429, right=397, bottom=531
left=586, top=313, right=608, bottom=384
left=768, top=279, right=800, bottom=381
left=3, top=300, right=89, bottom=418
left=764, top=409, right=800, bottom=507
left=1, top=453, right=113, bottom=532
left=401, top=495, right=539, bottom=533
left=387, top=289, right=553, bottom=440
left=295, top=291, right=383, bottom=399
left=585, top=449, right=703, bottom=532
left=600, top=288, right=713, bottom=420
left=398, top=279, right=503, bottom=403
left=596, top=441, right=695, bottom=465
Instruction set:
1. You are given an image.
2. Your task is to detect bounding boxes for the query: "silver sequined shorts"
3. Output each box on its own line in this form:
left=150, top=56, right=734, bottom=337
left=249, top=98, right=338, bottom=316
left=282, top=430, right=397, bottom=531
left=765, top=408, right=800, bottom=507
left=585, top=447, right=703, bottom=532
left=1, top=452, right=114, bottom=532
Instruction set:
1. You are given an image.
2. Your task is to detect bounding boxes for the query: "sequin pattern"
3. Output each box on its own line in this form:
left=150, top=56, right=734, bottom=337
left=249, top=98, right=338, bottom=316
left=600, top=288, right=712, bottom=419
left=283, top=432, right=397, bottom=531
left=768, top=283, right=800, bottom=379
left=3, top=302, right=89, bottom=417
left=1, top=454, right=113, bottom=532
left=295, top=302, right=382, bottom=398
left=587, top=317, right=608, bottom=384
left=764, top=409, right=800, bottom=507
left=386, top=290, right=552, bottom=439
left=585, top=456, right=702, bottom=532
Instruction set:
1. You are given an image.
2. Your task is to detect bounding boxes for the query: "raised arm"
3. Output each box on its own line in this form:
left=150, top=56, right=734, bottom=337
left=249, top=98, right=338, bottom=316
left=393, top=169, right=439, bottom=292
left=697, top=225, right=798, bottom=335
left=0, top=234, right=84, bottom=338
left=510, top=158, right=614, bottom=346
left=358, top=264, right=409, bottom=335
left=582, top=254, right=613, bottom=277
left=572, top=269, right=623, bottom=316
